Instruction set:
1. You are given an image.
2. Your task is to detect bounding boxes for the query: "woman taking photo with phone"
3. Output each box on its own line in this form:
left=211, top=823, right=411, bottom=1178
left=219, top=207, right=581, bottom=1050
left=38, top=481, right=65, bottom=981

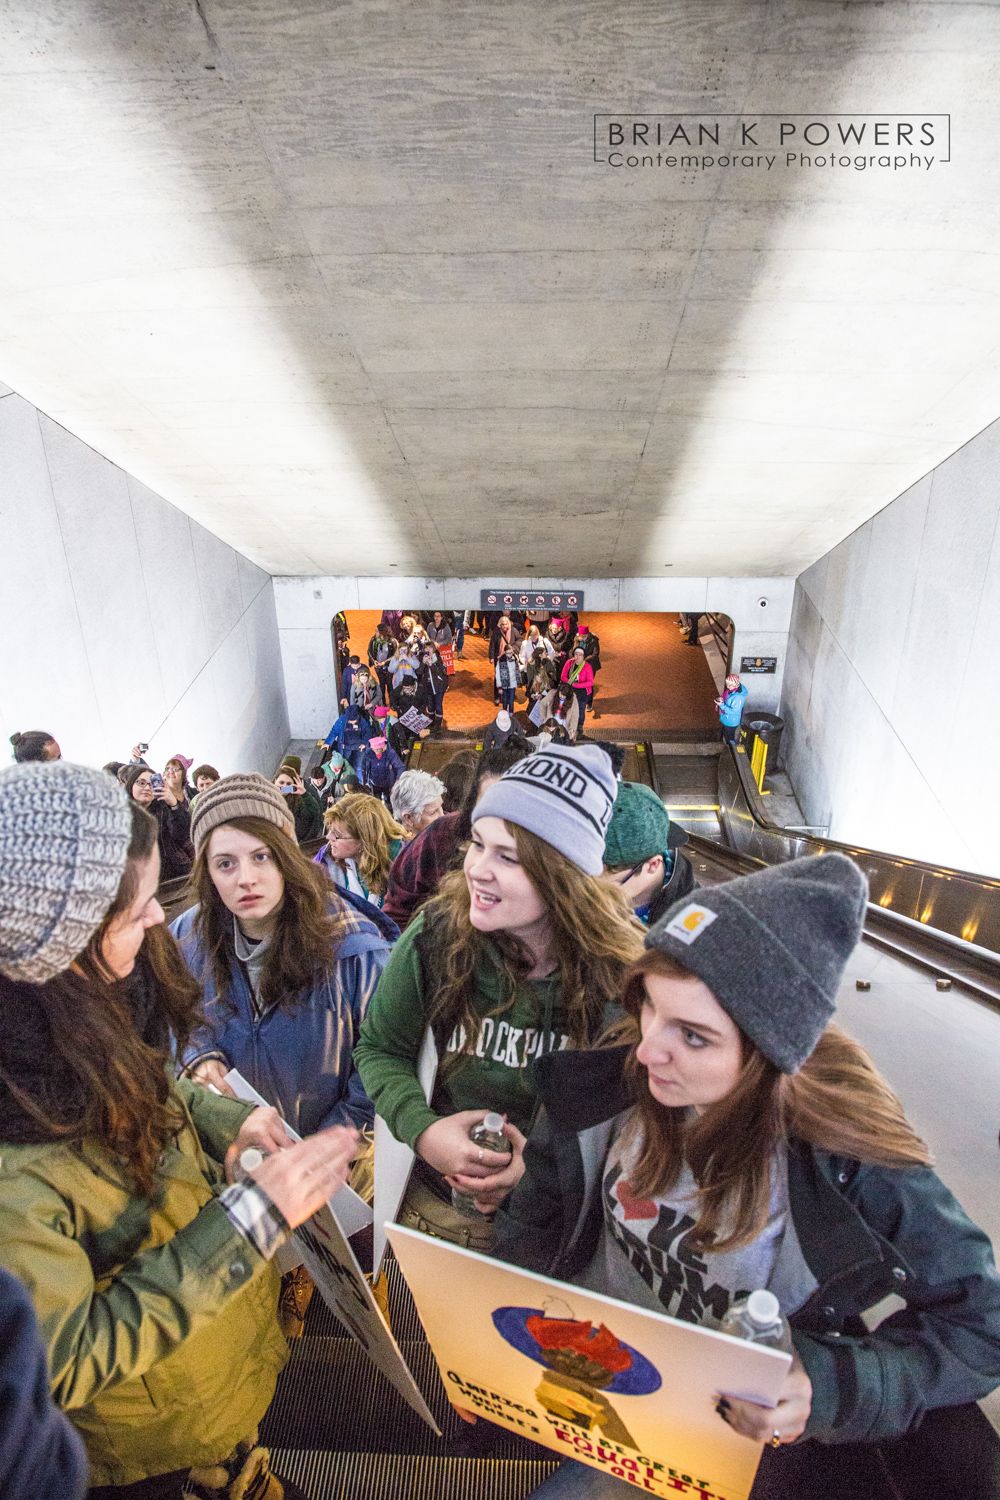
left=0, top=762, right=357, bottom=1500
left=494, top=855, right=1000, bottom=1498
left=272, top=757, right=323, bottom=843
left=356, top=745, right=644, bottom=1251
left=123, top=761, right=194, bottom=880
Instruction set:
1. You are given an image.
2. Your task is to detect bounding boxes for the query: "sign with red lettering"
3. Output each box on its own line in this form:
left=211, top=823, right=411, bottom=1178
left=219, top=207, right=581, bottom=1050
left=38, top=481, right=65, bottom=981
left=388, top=1224, right=789, bottom=1499
left=481, top=590, right=584, bottom=610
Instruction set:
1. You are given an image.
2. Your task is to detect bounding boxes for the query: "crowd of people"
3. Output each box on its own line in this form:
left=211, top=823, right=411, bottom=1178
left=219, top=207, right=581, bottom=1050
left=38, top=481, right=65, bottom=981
left=2, top=703, right=999, bottom=1499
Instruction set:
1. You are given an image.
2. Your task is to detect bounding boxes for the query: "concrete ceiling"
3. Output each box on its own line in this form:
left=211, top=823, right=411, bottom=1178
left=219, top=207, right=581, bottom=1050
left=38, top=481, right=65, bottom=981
left=1, top=1, right=999, bottom=577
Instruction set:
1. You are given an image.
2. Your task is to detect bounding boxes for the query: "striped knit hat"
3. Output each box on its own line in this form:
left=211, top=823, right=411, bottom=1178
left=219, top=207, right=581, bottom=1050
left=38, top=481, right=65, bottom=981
left=0, top=762, right=132, bottom=982
left=190, top=772, right=295, bottom=854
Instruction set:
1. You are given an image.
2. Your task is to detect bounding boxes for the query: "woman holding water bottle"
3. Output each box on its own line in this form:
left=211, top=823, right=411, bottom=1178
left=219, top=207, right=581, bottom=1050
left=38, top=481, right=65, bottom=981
left=494, top=854, right=1000, bottom=1497
left=355, top=744, right=644, bottom=1252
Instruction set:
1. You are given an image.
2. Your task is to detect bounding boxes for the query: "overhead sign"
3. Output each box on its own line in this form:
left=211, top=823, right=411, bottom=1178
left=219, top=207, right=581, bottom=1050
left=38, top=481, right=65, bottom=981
left=740, top=657, right=777, bottom=675
left=481, top=590, right=584, bottom=610
left=388, top=1224, right=790, bottom=1500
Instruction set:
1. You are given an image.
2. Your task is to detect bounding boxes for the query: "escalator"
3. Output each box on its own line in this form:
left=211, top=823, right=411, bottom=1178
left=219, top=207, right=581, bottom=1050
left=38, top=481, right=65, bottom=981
left=649, top=736, right=1000, bottom=1012
left=160, top=737, right=1000, bottom=1497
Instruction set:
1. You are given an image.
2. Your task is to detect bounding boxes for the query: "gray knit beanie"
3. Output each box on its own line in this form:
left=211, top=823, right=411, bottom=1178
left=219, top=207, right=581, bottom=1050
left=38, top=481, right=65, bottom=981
left=471, top=744, right=617, bottom=875
left=644, top=852, right=868, bottom=1073
left=190, top=772, right=295, bottom=854
left=0, top=761, right=132, bottom=983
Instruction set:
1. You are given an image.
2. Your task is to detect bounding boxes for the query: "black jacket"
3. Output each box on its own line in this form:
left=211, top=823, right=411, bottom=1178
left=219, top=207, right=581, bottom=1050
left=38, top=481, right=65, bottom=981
left=150, top=796, right=194, bottom=881
left=493, top=1046, right=1000, bottom=1447
left=645, top=849, right=696, bottom=923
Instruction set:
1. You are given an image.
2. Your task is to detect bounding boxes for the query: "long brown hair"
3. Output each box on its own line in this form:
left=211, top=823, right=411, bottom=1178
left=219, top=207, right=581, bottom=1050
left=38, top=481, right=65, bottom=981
left=0, top=803, right=204, bottom=1196
left=323, top=792, right=406, bottom=897
left=190, top=815, right=353, bottom=1014
left=617, top=949, right=931, bottom=1252
left=423, top=821, right=645, bottom=1071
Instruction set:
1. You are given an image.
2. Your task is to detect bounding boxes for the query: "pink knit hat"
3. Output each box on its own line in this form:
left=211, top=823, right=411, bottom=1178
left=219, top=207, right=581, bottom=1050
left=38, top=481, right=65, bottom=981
left=169, top=753, right=194, bottom=772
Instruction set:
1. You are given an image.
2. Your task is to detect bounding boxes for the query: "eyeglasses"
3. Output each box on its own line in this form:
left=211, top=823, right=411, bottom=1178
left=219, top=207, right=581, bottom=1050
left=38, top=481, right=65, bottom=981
left=611, top=861, right=645, bottom=884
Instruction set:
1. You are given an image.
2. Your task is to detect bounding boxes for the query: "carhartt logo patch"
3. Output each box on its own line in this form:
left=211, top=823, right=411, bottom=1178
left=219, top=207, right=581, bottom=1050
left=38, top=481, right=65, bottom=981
left=664, top=903, right=718, bottom=945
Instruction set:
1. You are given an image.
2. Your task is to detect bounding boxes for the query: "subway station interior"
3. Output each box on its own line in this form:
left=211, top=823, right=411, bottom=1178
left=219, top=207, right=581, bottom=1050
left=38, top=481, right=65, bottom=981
left=3, top=3, right=1000, bottom=1499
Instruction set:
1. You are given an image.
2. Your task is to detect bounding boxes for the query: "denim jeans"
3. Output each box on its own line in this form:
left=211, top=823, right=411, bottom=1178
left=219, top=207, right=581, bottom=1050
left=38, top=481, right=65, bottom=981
left=572, top=686, right=588, bottom=730
left=527, top=1460, right=634, bottom=1498
left=500, top=687, right=516, bottom=712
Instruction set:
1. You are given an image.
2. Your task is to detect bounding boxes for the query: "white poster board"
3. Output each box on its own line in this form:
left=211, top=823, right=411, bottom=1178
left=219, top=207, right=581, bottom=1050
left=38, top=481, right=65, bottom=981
left=372, top=1027, right=438, bottom=1273
left=387, top=1224, right=790, bottom=1500
left=224, top=1070, right=439, bottom=1432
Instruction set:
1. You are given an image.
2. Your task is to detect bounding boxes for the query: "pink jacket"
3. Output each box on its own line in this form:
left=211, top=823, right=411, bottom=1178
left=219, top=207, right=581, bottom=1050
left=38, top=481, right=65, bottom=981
left=561, top=660, right=594, bottom=691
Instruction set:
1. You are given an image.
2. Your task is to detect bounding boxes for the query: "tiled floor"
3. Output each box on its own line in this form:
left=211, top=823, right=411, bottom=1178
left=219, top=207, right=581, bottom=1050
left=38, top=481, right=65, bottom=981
left=341, top=610, right=720, bottom=737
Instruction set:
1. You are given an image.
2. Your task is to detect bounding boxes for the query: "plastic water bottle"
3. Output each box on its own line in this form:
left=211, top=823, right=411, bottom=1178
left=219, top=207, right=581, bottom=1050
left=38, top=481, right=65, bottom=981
left=719, top=1289, right=793, bottom=1352
left=451, top=1113, right=508, bottom=1218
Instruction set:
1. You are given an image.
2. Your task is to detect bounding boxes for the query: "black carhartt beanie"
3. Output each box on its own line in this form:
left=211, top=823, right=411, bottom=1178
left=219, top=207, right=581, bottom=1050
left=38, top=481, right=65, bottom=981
left=644, top=852, right=868, bottom=1073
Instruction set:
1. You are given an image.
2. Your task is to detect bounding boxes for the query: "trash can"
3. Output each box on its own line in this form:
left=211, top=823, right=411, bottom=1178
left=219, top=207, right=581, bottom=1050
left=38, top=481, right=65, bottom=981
left=743, top=712, right=784, bottom=788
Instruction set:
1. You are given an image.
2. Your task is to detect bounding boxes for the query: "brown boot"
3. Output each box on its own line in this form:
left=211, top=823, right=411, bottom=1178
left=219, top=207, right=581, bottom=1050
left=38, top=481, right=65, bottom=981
left=189, top=1439, right=311, bottom=1500
left=277, top=1263, right=314, bottom=1339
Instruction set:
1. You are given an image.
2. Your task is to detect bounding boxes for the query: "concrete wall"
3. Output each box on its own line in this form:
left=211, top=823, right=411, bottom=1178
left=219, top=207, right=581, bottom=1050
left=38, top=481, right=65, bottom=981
left=274, top=575, right=794, bottom=738
left=781, top=416, right=1000, bottom=876
left=0, top=385, right=289, bottom=776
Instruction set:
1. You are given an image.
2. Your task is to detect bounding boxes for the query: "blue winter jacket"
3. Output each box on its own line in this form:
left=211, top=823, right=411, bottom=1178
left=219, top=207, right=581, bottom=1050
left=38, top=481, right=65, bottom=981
left=170, top=898, right=391, bottom=1136
left=359, top=743, right=404, bottom=792
left=0, top=1265, right=88, bottom=1499
left=718, top=683, right=748, bottom=727
left=324, top=709, right=372, bottom=758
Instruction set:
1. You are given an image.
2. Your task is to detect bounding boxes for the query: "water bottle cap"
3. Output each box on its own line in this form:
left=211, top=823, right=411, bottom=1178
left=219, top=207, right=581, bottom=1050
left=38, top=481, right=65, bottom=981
left=746, top=1289, right=781, bottom=1326
left=239, top=1148, right=265, bottom=1173
left=482, top=1112, right=505, bottom=1132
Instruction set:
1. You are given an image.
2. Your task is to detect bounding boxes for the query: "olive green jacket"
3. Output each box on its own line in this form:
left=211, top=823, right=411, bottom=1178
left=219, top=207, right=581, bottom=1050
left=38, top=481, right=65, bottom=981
left=0, top=1080, right=287, bottom=1487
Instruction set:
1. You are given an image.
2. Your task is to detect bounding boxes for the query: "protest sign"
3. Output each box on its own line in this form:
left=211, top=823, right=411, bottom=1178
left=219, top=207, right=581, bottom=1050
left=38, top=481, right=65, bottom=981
left=372, top=1027, right=438, bottom=1273
left=387, top=1224, right=790, bottom=1499
left=224, top=1070, right=439, bottom=1432
left=399, top=706, right=434, bottom=732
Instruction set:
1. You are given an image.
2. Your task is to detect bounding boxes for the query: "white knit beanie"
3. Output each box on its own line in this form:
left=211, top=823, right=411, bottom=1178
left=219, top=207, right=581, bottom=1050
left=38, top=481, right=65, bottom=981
left=0, top=762, right=132, bottom=982
left=472, top=745, right=617, bottom=875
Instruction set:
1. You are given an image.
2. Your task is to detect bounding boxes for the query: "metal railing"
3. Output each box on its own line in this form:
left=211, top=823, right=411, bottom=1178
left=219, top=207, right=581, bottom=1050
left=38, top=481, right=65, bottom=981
left=717, top=738, right=1000, bottom=960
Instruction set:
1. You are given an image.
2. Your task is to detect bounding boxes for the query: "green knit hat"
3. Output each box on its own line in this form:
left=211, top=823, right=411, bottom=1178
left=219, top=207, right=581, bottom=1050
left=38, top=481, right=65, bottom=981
left=278, top=754, right=301, bottom=776
left=602, top=781, right=687, bottom=871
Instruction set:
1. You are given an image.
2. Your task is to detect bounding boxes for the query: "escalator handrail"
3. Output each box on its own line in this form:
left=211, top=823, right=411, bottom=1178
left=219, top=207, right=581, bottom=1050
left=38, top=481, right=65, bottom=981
left=718, top=740, right=1000, bottom=956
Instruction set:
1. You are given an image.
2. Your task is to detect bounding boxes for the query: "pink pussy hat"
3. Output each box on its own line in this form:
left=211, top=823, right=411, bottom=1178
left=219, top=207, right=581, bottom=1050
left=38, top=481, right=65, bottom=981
left=170, top=753, right=194, bottom=771
left=369, top=737, right=387, bottom=750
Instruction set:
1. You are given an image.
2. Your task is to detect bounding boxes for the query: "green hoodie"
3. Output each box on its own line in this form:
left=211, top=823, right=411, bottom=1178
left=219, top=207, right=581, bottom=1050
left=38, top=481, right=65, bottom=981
left=355, top=910, right=570, bottom=1148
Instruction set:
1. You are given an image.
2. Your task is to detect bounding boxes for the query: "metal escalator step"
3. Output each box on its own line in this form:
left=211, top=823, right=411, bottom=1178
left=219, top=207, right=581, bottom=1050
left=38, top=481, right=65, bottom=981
left=268, top=1451, right=558, bottom=1500
left=262, top=1336, right=550, bottom=1461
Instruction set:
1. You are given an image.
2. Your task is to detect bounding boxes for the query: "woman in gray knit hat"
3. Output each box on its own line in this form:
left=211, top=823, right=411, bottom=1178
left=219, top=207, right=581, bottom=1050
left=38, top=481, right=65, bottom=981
left=494, top=854, right=1000, bottom=1498
left=0, top=762, right=357, bottom=1500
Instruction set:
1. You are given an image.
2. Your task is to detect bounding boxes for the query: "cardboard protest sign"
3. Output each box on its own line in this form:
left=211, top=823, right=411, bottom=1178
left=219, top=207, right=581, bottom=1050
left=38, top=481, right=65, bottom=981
left=373, top=1027, right=438, bottom=1273
left=398, top=706, right=433, bottom=732
left=387, top=1225, right=790, bottom=1499
left=224, top=1070, right=439, bottom=1432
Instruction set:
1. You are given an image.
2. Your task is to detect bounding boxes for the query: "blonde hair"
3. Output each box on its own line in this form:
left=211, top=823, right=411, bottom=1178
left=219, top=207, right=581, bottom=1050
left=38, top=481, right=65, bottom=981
left=422, top=823, right=645, bottom=1074
left=324, top=792, right=407, bottom=896
left=616, top=949, right=932, bottom=1252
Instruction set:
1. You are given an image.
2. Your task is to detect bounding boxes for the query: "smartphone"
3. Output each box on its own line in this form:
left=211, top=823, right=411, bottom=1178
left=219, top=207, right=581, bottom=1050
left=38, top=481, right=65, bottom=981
left=279, top=784, right=295, bottom=794
left=150, top=772, right=164, bottom=790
